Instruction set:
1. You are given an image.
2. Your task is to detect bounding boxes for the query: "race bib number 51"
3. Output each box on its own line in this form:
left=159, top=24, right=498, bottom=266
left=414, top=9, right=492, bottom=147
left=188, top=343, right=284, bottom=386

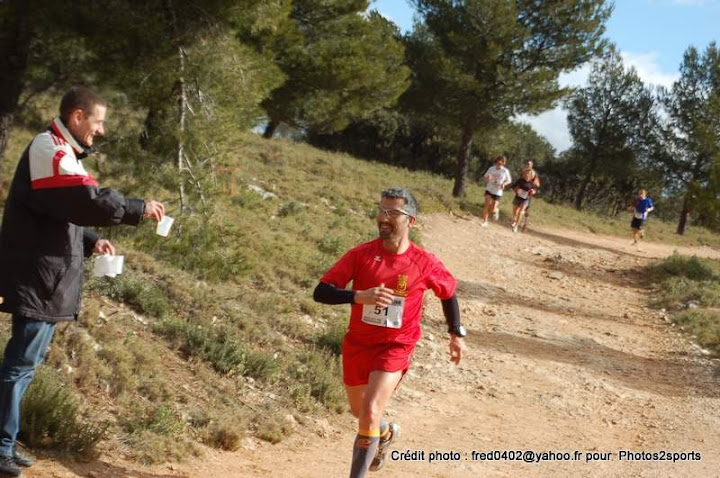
left=362, top=297, right=405, bottom=329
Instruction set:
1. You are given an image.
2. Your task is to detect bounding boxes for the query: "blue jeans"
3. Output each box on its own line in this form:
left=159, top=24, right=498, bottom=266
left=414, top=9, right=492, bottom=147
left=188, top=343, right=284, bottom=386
left=0, top=315, right=56, bottom=457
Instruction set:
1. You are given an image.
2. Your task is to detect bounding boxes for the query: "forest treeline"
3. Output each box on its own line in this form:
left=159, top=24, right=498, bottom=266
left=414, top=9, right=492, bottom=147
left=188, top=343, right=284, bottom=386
left=1, top=0, right=718, bottom=233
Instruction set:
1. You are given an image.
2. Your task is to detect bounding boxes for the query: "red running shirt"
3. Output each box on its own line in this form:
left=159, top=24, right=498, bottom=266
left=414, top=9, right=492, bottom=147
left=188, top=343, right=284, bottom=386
left=321, top=238, right=457, bottom=346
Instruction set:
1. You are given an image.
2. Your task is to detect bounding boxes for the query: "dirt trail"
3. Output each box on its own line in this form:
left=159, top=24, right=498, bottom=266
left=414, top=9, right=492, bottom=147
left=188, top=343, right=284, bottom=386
left=30, top=214, right=720, bottom=478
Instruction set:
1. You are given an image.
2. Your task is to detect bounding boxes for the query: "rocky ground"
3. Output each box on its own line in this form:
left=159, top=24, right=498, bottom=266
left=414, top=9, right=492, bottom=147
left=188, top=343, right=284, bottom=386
left=28, top=213, right=720, bottom=478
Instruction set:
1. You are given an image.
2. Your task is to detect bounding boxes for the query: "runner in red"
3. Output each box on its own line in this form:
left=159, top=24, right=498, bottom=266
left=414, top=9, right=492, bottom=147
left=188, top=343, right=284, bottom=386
left=313, top=187, right=468, bottom=478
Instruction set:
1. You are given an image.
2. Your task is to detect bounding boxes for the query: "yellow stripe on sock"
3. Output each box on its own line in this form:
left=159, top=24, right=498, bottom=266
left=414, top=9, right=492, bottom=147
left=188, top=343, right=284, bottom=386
left=357, top=428, right=381, bottom=437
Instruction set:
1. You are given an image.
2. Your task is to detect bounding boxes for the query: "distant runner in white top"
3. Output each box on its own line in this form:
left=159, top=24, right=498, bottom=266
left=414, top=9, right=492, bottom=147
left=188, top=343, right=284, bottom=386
left=481, top=156, right=512, bottom=227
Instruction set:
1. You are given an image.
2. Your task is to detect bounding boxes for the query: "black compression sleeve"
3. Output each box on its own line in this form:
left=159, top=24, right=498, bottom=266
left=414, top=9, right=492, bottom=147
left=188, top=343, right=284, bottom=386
left=313, top=282, right=355, bottom=305
left=441, top=294, right=461, bottom=333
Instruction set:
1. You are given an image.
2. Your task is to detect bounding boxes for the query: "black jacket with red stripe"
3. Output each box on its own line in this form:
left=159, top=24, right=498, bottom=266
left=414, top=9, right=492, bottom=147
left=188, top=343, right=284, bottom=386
left=0, top=117, right=145, bottom=322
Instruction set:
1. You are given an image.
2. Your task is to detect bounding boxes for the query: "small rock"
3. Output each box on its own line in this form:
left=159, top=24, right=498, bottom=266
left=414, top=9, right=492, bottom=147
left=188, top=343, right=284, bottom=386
left=248, top=184, right=277, bottom=200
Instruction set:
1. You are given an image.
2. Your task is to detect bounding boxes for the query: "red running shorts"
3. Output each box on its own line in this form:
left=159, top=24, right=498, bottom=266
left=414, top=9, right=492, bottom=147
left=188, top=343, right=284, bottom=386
left=341, top=337, right=415, bottom=386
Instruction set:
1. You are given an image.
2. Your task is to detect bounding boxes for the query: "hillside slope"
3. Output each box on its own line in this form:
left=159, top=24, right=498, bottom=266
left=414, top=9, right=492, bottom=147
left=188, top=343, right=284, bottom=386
left=29, top=213, right=720, bottom=478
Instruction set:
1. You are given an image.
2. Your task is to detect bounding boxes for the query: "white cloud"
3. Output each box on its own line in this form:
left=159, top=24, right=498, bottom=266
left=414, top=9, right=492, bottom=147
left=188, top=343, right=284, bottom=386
left=620, top=51, right=680, bottom=89
left=373, top=8, right=396, bottom=25
left=558, top=64, right=593, bottom=88
left=515, top=65, right=592, bottom=154
left=517, top=108, right=574, bottom=153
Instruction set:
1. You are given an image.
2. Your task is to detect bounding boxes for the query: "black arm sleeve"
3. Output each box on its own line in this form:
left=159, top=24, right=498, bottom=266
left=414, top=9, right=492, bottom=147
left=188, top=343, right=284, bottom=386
left=313, top=282, right=355, bottom=305
left=29, top=186, right=145, bottom=227
left=441, top=294, right=461, bottom=333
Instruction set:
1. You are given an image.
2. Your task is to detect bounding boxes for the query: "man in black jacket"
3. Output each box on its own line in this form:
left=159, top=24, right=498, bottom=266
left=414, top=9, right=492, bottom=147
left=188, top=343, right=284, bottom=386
left=0, top=86, right=165, bottom=476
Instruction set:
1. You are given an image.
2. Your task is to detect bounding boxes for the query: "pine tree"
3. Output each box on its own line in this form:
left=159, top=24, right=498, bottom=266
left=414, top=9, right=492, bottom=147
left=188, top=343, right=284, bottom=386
left=565, top=46, right=659, bottom=211
left=660, top=43, right=720, bottom=234
left=81, top=0, right=285, bottom=212
left=242, top=0, right=410, bottom=138
left=405, top=0, right=611, bottom=197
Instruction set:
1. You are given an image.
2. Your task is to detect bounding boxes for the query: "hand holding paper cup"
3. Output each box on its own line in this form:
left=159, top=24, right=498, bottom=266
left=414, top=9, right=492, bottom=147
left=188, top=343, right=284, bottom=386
left=156, top=216, right=174, bottom=237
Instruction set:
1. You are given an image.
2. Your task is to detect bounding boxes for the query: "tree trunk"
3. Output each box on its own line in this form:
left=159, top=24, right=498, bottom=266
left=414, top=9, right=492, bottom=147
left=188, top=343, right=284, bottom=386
left=0, top=115, right=13, bottom=167
left=176, top=44, right=187, bottom=213
left=452, top=125, right=474, bottom=197
left=163, top=0, right=187, bottom=212
left=574, top=152, right=598, bottom=211
left=0, top=1, right=33, bottom=167
left=677, top=193, right=691, bottom=235
left=263, top=120, right=278, bottom=139
left=574, top=173, right=590, bottom=211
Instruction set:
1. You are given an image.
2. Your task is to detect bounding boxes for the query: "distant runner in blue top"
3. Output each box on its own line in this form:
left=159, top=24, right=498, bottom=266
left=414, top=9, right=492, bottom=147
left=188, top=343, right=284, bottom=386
left=628, top=188, right=654, bottom=245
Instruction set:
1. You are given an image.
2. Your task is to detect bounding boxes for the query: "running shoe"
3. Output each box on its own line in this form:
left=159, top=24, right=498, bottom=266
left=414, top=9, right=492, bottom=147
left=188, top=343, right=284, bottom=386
left=492, top=210, right=499, bottom=221
left=369, top=422, right=401, bottom=472
left=512, top=224, right=519, bottom=233
left=480, top=221, right=489, bottom=228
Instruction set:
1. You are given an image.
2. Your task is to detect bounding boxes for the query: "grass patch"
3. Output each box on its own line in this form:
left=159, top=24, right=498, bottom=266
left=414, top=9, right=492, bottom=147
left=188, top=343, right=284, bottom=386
left=675, top=309, right=720, bottom=354
left=287, top=350, right=346, bottom=414
left=647, top=254, right=719, bottom=283
left=647, top=254, right=720, bottom=355
left=87, top=272, right=171, bottom=319
left=254, top=412, right=294, bottom=444
left=155, top=318, right=247, bottom=375
left=314, top=317, right=348, bottom=356
left=20, top=368, right=107, bottom=459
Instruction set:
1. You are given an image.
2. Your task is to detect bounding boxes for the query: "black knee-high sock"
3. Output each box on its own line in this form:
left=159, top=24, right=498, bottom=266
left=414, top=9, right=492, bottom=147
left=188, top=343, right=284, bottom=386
left=349, top=432, right=379, bottom=478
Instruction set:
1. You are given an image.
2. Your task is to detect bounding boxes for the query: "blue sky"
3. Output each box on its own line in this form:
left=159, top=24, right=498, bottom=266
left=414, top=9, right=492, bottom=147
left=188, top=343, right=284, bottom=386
left=371, top=0, right=719, bottom=152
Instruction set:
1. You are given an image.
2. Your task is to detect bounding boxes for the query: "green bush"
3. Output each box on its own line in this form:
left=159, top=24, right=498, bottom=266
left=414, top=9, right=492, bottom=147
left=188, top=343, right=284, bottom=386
left=648, top=254, right=720, bottom=356
left=121, top=403, right=185, bottom=436
left=287, top=349, right=345, bottom=413
left=647, top=254, right=717, bottom=283
left=675, top=309, right=720, bottom=353
left=204, top=422, right=245, bottom=451
left=244, top=349, right=281, bottom=382
left=277, top=200, right=306, bottom=217
left=648, top=255, right=720, bottom=309
left=254, top=413, right=293, bottom=444
left=314, top=318, right=347, bottom=356
left=88, top=273, right=171, bottom=319
left=317, top=235, right=345, bottom=255
left=155, top=318, right=246, bottom=375
left=20, top=368, right=107, bottom=459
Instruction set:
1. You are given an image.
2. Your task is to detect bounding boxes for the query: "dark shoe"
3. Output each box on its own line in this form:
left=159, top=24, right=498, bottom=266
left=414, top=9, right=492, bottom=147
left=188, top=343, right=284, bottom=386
left=12, top=450, right=33, bottom=468
left=0, top=455, right=21, bottom=476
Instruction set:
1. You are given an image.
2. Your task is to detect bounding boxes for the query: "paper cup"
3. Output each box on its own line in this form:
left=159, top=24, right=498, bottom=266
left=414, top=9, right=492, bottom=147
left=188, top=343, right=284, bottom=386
left=111, top=255, right=124, bottom=275
left=94, top=255, right=111, bottom=277
left=156, top=216, right=174, bottom=237
left=93, top=255, right=124, bottom=278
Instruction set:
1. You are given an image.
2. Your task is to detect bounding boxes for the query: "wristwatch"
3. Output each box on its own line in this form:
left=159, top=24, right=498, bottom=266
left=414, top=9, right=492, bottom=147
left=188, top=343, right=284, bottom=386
left=449, top=325, right=467, bottom=338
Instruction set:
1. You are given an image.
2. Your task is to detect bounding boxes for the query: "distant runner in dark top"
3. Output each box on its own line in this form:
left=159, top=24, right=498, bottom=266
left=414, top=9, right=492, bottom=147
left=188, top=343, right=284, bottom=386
left=628, top=188, right=654, bottom=245
left=510, top=169, right=537, bottom=232
left=519, top=159, right=541, bottom=230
